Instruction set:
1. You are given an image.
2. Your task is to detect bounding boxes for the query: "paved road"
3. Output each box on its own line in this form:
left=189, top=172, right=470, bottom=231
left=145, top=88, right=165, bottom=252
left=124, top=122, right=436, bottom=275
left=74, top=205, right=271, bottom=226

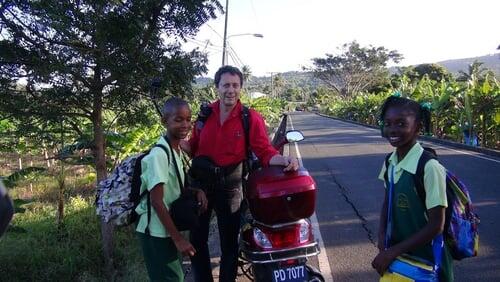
left=287, top=112, right=500, bottom=281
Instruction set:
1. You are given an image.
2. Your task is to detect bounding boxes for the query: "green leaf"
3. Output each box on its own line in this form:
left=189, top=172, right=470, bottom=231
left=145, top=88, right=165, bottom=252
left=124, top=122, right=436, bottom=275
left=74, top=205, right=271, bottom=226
left=12, top=198, right=34, bottom=215
left=482, top=79, right=491, bottom=94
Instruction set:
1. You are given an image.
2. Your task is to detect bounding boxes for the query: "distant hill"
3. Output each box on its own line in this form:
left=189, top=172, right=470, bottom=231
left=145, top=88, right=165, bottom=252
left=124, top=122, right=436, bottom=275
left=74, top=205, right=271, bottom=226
left=247, top=71, right=323, bottom=90
left=435, top=54, right=500, bottom=75
left=194, top=54, right=500, bottom=88
left=193, top=76, right=213, bottom=86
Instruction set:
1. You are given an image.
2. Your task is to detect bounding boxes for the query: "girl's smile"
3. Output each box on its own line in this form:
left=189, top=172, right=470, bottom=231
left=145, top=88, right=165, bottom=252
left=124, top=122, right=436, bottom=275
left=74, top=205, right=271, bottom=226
left=383, top=107, right=420, bottom=159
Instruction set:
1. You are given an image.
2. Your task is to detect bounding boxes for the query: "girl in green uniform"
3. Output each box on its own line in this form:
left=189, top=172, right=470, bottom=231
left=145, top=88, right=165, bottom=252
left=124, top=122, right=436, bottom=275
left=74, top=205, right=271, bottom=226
left=372, top=96, right=453, bottom=281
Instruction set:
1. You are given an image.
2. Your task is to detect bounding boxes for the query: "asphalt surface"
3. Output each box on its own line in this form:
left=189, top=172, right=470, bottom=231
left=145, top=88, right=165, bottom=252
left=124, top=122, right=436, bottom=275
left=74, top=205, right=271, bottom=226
left=287, top=111, right=500, bottom=281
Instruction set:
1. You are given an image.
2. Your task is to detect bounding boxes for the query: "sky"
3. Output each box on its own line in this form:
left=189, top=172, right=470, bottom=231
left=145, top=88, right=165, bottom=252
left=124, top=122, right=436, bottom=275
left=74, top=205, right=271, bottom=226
left=183, top=0, right=500, bottom=78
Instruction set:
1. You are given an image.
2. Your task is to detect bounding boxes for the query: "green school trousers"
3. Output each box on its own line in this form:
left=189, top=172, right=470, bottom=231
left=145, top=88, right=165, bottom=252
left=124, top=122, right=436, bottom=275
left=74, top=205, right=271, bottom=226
left=137, top=232, right=184, bottom=282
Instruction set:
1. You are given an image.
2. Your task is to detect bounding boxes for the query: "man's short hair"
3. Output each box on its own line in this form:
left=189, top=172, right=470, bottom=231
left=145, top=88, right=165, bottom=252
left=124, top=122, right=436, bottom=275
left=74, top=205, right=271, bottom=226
left=214, top=65, right=243, bottom=88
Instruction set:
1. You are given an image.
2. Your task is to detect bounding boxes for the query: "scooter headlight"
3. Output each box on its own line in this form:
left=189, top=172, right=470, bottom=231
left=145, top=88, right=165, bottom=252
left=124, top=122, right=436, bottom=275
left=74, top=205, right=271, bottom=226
left=253, top=227, right=272, bottom=249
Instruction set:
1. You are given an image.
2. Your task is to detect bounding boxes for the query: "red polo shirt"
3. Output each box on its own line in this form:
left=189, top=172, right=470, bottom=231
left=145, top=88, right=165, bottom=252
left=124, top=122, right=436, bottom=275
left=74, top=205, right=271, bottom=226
left=189, top=100, right=278, bottom=167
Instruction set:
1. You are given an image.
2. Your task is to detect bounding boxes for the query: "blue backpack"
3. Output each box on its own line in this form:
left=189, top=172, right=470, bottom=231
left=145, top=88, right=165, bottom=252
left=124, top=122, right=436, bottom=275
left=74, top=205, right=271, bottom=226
left=384, top=146, right=480, bottom=260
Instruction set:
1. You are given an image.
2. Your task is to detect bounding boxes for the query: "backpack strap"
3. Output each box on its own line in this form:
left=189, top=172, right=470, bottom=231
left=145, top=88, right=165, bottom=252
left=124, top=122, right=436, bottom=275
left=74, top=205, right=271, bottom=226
left=412, top=148, right=438, bottom=208
left=143, top=143, right=170, bottom=235
left=163, top=136, right=185, bottom=193
left=413, top=147, right=444, bottom=269
left=241, top=105, right=252, bottom=161
left=383, top=152, right=392, bottom=185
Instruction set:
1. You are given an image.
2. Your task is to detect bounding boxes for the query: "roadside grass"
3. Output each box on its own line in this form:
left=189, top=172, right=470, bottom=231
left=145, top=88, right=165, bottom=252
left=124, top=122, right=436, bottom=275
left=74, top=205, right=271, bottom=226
left=1, top=183, right=148, bottom=281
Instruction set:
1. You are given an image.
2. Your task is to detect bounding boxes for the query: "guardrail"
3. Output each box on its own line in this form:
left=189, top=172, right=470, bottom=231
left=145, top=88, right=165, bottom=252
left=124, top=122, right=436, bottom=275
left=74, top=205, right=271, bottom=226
left=316, top=112, right=500, bottom=158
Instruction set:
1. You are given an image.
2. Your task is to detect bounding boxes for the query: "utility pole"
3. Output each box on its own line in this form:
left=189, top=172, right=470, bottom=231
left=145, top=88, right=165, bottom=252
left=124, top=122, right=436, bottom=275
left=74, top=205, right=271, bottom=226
left=221, top=0, right=229, bottom=66
left=267, top=72, right=275, bottom=97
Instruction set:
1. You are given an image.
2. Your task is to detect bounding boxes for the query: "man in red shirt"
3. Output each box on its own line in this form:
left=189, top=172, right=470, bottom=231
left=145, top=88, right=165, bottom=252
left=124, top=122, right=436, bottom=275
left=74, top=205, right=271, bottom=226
left=187, top=65, right=298, bottom=282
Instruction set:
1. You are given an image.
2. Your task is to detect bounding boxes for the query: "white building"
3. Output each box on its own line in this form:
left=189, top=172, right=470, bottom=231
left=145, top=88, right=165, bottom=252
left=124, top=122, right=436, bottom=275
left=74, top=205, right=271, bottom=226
left=248, top=92, right=267, bottom=99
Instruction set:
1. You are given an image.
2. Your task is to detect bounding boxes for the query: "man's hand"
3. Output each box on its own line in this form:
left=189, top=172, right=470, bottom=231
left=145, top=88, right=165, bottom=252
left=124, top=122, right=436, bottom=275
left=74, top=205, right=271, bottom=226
left=269, top=155, right=299, bottom=171
left=283, top=156, right=299, bottom=172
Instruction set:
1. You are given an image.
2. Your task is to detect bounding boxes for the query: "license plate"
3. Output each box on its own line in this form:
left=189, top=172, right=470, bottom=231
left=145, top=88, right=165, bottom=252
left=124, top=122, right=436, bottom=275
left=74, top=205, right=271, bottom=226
left=272, top=264, right=308, bottom=282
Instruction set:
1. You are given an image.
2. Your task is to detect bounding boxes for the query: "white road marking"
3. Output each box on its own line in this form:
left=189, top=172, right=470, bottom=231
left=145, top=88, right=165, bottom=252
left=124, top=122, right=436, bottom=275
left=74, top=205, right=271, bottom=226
left=288, top=116, right=334, bottom=282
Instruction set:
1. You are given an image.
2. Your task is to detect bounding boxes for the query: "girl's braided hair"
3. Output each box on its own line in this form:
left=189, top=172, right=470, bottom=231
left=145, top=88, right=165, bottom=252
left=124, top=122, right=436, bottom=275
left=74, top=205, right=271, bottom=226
left=379, top=95, right=432, bottom=135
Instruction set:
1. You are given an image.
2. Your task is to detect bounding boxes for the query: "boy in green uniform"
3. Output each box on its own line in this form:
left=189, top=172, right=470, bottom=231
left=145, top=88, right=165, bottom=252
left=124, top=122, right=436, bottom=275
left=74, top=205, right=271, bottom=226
left=136, top=97, right=208, bottom=281
left=372, top=96, right=453, bottom=281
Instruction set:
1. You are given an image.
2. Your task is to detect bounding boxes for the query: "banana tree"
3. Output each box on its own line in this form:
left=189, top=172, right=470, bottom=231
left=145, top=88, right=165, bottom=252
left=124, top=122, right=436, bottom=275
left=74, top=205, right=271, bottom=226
left=455, top=62, right=488, bottom=145
left=470, top=73, right=500, bottom=147
left=429, top=80, right=461, bottom=139
left=242, top=95, right=287, bottom=127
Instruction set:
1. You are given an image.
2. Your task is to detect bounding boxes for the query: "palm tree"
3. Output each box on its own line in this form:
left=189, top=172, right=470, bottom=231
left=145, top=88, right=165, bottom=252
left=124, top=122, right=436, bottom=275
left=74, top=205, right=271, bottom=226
left=457, top=61, right=486, bottom=82
left=273, top=74, right=285, bottom=98
left=241, top=65, right=252, bottom=84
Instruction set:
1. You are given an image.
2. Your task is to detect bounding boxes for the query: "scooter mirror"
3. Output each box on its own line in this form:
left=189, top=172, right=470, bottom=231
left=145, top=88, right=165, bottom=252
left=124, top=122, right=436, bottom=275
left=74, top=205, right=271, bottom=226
left=285, top=130, right=304, bottom=143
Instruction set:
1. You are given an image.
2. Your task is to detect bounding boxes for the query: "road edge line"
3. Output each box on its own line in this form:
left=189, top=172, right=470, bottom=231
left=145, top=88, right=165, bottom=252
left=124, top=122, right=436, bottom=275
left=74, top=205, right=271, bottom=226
left=288, top=116, right=334, bottom=282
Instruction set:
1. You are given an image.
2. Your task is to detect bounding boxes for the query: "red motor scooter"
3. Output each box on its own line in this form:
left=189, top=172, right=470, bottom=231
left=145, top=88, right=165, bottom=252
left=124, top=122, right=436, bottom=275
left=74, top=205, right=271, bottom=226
left=239, top=130, right=324, bottom=282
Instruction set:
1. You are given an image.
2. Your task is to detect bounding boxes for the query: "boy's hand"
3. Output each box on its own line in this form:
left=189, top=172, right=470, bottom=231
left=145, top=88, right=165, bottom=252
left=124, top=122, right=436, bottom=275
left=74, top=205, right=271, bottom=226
left=173, top=236, right=196, bottom=257
left=179, top=139, right=191, bottom=155
left=371, top=248, right=397, bottom=276
left=195, top=189, right=208, bottom=213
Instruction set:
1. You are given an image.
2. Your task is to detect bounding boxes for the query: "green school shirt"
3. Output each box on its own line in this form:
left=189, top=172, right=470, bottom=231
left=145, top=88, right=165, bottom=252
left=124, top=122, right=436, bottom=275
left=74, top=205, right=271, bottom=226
left=135, top=136, right=185, bottom=238
left=378, top=142, right=447, bottom=209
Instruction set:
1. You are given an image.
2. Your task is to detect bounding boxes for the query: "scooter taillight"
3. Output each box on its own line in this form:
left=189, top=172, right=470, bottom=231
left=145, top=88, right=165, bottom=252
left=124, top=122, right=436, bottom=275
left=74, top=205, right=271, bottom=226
left=252, top=220, right=312, bottom=250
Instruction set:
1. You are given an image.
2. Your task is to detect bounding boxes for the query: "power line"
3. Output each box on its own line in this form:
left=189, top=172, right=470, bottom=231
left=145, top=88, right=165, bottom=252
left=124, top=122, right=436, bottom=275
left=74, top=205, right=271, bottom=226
left=227, top=52, right=240, bottom=68
left=185, top=38, right=222, bottom=52
left=206, top=24, right=224, bottom=40
left=228, top=45, right=245, bottom=66
left=249, top=0, right=260, bottom=29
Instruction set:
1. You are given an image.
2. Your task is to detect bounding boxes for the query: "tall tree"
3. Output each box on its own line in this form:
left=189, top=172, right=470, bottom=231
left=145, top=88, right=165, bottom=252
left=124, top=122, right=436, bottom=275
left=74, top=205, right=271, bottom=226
left=273, top=74, right=284, bottom=98
left=0, top=0, right=221, bottom=277
left=406, top=63, right=451, bottom=82
left=308, top=41, right=402, bottom=98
